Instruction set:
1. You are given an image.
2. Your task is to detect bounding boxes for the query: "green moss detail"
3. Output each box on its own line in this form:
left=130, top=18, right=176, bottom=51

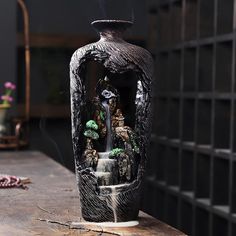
left=84, top=129, right=99, bottom=140
left=86, top=120, right=98, bottom=130
left=100, top=111, right=105, bottom=121
left=109, top=148, right=124, bottom=158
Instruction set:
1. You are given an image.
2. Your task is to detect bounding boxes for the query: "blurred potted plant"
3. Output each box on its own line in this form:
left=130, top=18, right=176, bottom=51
left=0, top=82, right=16, bottom=136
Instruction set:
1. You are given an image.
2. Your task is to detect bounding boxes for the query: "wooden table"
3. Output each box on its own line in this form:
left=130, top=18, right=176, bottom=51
left=0, top=151, right=186, bottom=236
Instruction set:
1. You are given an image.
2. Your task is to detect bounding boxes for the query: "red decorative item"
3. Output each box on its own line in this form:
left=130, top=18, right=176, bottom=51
left=0, top=175, right=27, bottom=189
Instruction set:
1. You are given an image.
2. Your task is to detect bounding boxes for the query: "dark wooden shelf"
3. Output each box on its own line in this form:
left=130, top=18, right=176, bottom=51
left=145, top=177, right=232, bottom=219
left=143, top=1, right=236, bottom=235
left=152, top=135, right=236, bottom=161
left=17, top=33, right=94, bottom=48
left=17, top=33, right=145, bottom=48
left=157, top=33, right=234, bottom=53
left=17, top=104, right=70, bottom=118
left=155, top=92, right=236, bottom=100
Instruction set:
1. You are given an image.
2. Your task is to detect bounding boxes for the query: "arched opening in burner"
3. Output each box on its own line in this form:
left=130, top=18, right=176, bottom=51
left=80, top=60, right=140, bottom=187
left=84, top=61, right=138, bottom=129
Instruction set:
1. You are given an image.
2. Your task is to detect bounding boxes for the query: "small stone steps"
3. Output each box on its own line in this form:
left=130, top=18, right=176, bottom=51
left=95, top=152, right=118, bottom=186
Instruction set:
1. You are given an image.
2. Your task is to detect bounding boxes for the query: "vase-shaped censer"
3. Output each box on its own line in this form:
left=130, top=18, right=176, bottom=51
left=70, top=20, right=153, bottom=223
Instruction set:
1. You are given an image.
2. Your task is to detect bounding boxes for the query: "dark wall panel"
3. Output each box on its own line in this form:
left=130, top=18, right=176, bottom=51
left=0, top=0, right=16, bottom=87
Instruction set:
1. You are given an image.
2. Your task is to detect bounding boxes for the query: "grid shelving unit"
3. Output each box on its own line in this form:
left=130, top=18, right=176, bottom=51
left=143, top=0, right=236, bottom=235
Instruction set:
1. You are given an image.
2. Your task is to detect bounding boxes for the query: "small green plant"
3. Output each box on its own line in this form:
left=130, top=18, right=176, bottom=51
left=86, top=120, right=98, bottom=130
left=84, top=120, right=99, bottom=140
left=109, top=148, right=124, bottom=158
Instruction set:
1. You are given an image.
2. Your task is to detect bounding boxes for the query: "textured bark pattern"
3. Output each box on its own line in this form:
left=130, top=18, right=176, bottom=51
left=70, top=23, right=153, bottom=222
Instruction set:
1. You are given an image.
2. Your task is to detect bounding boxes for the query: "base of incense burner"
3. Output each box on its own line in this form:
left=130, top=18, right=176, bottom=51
left=71, top=220, right=139, bottom=228
left=78, top=167, right=141, bottom=222
left=71, top=18, right=153, bottom=226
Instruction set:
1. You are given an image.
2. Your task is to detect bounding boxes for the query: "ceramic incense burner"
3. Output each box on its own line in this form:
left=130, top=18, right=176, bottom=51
left=70, top=20, right=153, bottom=222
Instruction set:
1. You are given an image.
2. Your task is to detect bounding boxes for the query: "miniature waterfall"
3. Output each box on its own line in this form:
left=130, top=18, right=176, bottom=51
left=110, top=186, right=118, bottom=222
left=102, top=101, right=113, bottom=152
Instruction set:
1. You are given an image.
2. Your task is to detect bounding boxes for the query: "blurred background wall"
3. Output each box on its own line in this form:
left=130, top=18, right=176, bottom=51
left=0, top=0, right=149, bottom=170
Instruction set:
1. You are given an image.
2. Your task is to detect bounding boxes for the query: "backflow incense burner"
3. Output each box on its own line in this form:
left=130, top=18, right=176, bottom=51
left=70, top=20, right=153, bottom=223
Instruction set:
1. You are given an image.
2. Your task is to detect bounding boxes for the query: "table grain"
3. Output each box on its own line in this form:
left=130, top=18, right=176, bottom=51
left=0, top=151, right=186, bottom=236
